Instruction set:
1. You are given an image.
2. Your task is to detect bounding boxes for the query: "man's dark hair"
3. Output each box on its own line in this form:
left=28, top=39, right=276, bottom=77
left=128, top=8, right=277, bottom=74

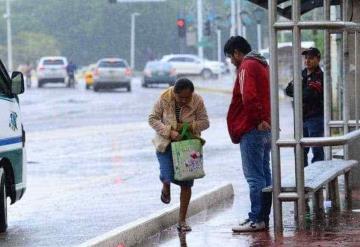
left=174, top=78, right=194, bottom=94
left=224, top=36, right=252, bottom=57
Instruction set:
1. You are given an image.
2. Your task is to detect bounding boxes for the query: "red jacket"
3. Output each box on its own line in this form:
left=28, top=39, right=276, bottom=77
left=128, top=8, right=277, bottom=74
left=227, top=54, right=270, bottom=144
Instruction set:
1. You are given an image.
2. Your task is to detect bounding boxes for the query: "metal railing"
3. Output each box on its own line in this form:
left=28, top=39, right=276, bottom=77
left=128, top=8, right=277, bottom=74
left=269, top=0, right=360, bottom=232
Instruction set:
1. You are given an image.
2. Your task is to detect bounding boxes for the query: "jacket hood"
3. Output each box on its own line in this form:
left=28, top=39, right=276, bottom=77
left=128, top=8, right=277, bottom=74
left=244, top=51, right=268, bottom=66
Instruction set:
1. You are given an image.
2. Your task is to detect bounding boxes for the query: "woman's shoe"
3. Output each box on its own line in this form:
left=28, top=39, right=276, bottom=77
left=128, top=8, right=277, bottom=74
left=161, top=189, right=171, bottom=204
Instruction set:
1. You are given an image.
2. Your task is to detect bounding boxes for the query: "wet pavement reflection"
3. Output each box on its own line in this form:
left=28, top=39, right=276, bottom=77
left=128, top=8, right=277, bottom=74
left=140, top=189, right=360, bottom=247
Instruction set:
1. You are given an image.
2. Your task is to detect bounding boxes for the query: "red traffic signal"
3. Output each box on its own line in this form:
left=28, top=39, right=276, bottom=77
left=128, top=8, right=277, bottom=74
left=176, top=18, right=186, bottom=38
left=176, top=19, right=185, bottom=28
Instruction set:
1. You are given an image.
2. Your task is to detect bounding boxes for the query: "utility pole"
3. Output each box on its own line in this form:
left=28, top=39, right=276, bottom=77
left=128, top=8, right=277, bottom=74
left=253, top=8, right=263, bottom=51
left=236, top=0, right=242, bottom=36
left=4, top=0, right=13, bottom=71
left=256, top=22, right=262, bottom=51
left=230, top=0, right=236, bottom=36
left=130, top=12, right=140, bottom=69
left=217, top=29, right=222, bottom=78
left=197, top=0, right=203, bottom=59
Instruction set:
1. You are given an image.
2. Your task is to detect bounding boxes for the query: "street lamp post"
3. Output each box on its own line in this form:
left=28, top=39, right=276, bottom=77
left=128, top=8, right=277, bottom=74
left=197, top=0, right=203, bottom=59
left=230, top=0, right=236, bottom=36
left=253, top=8, right=264, bottom=52
left=130, top=12, right=140, bottom=69
left=4, top=0, right=13, bottom=71
left=256, top=22, right=261, bottom=51
left=217, top=29, right=222, bottom=79
left=236, top=0, right=243, bottom=36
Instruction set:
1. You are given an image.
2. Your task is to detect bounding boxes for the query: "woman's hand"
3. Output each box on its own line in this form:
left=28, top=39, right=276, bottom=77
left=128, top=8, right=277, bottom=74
left=177, top=123, right=184, bottom=132
left=177, top=122, right=193, bottom=132
left=170, top=130, right=182, bottom=141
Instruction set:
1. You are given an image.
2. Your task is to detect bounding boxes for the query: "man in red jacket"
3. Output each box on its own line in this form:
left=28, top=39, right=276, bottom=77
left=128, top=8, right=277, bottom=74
left=224, top=36, right=271, bottom=232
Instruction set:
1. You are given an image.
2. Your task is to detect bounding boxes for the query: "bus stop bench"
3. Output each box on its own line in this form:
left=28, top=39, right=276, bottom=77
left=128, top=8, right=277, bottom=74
left=262, top=160, right=358, bottom=212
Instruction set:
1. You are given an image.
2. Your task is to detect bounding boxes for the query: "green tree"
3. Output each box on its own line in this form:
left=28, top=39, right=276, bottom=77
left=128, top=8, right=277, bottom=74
left=0, top=0, right=236, bottom=69
left=12, top=32, right=60, bottom=67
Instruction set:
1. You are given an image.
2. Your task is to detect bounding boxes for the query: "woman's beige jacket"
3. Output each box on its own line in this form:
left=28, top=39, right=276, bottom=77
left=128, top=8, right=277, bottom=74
left=148, top=87, right=210, bottom=152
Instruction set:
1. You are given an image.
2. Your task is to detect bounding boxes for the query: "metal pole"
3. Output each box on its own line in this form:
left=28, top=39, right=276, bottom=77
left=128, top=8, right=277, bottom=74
left=257, top=22, right=262, bottom=51
left=236, top=0, right=242, bottom=36
left=130, top=13, right=138, bottom=69
left=324, top=0, right=332, bottom=160
left=230, top=0, right=236, bottom=36
left=217, top=29, right=222, bottom=79
left=280, top=3, right=286, bottom=42
left=356, top=32, right=360, bottom=129
left=217, top=29, right=221, bottom=61
left=5, top=0, right=13, bottom=72
left=268, top=0, right=282, bottom=233
left=342, top=0, right=350, bottom=159
left=197, top=0, right=204, bottom=59
left=293, top=0, right=305, bottom=230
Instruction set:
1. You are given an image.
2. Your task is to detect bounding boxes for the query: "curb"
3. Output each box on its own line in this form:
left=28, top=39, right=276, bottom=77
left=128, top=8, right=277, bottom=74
left=78, top=183, right=234, bottom=247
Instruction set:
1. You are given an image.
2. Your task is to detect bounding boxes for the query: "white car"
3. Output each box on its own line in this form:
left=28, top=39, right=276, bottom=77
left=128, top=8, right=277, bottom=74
left=0, top=59, right=27, bottom=232
left=36, top=56, right=68, bottom=88
left=160, top=54, right=226, bottom=79
left=93, top=58, right=132, bottom=92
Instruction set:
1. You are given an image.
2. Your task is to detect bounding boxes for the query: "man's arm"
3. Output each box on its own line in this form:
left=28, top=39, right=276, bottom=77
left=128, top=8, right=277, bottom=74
left=241, top=62, right=268, bottom=128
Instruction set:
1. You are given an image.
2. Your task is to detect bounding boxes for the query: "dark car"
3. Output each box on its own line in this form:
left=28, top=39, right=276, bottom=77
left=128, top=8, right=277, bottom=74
left=142, top=61, right=177, bottom=87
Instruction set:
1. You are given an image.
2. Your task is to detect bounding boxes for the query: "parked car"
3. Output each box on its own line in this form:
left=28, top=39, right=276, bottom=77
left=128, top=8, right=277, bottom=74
left=160, top=54, right=226, bottom=79
left=36, top=56, right=68, bottom=88
left=0, top=59, right=26, bottom=232
left=93, top=58, right=132, bottom=92
left=142, top=61, right=177, bottom=88
left=84, top=64, right=96, bottom=90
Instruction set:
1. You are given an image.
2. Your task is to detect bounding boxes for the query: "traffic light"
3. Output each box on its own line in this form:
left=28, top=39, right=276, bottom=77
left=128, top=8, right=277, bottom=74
left=177, top=18, right=186, bottom=38
left=204, top=20, right=211, bottom=36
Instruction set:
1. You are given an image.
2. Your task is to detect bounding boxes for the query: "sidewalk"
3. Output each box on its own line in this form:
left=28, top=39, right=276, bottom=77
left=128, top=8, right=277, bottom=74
left=139, top=188, right=360, bottom=247
left=134, top=74, right=360, bottom=246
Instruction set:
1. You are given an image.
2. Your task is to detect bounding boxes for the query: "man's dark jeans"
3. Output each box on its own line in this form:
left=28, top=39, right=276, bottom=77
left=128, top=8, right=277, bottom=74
left=240, top=129, right=272, bottom=224
left=303, top=116, right=324, bottom=167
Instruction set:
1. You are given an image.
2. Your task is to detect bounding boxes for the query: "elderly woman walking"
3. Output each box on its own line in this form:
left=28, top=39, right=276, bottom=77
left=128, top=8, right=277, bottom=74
left=148, top=78, right=209, bottom=232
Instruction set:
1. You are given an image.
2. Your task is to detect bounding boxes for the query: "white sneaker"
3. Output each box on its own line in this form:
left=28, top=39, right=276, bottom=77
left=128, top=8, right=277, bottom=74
left=232, top=220, right=266, bottom=232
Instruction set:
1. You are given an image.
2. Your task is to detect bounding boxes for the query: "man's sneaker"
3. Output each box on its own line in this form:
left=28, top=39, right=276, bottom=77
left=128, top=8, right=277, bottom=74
left=264, top=221, right=269, bottom=230
left=239, top=218, right=251, bottom=226
left=232, top=220, right=266, bottom=232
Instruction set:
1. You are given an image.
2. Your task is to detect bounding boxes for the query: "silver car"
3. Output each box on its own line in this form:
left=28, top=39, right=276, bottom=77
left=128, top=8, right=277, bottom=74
left=93, top=58, right=132, bottom=92
left=36, top=56, right=68, bottom=88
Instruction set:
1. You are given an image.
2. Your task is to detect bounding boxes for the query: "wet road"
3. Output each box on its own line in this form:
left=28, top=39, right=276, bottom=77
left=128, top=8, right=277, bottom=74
left=0, top=76, right=235, bottom=247
left=0, top=76, right=294, bottom=246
